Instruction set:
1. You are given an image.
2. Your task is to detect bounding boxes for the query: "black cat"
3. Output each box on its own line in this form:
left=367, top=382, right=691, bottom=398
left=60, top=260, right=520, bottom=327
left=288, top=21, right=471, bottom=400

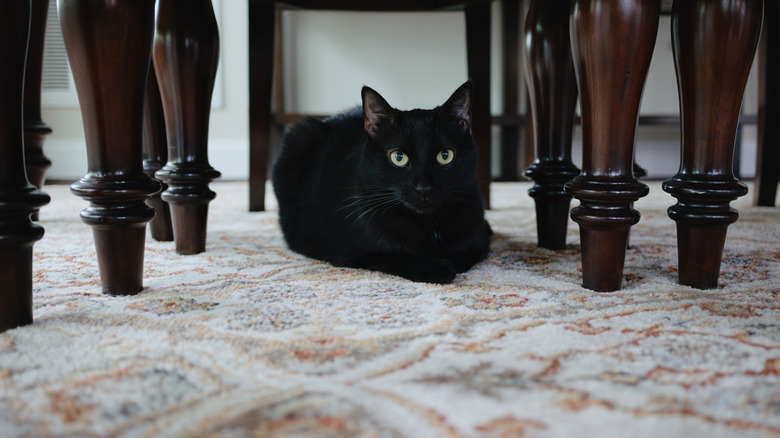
left=272, top=81, right=491, bottom=284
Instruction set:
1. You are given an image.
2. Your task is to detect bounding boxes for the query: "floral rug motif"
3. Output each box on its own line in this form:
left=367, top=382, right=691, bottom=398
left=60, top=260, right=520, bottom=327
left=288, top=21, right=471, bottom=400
left=1, top=181, right=779, bottom=437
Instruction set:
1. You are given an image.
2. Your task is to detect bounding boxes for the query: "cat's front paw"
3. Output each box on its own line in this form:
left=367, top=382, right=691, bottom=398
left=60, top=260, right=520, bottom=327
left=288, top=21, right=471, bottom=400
left=406, top=258, right=458, bottom=284
left=353, top=254, right=458, bottom=284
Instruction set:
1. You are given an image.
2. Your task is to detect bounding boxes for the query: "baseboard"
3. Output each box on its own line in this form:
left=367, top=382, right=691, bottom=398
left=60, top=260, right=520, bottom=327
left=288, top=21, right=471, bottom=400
left=43, top=138, right=251, bottom=183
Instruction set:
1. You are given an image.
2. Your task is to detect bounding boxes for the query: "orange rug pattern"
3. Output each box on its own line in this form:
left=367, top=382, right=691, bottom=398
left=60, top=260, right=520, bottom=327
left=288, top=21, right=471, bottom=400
left=1, top=181, right=778, bottom=437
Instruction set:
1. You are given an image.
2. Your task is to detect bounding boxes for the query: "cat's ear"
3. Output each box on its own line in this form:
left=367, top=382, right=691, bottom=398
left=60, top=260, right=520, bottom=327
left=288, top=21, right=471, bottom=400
left=362, top=86, right=395, bottom=137
left=441, top=81, right=473, bottom=133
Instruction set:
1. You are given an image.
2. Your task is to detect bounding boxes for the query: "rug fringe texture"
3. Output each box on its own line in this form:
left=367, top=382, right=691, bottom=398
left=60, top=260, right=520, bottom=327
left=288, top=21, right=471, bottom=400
left=1, top=181, right=779, bottom=438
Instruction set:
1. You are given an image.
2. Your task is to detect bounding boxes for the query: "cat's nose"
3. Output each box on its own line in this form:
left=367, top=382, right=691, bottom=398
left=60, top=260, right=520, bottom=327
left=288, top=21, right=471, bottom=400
left=416, top=184, right=433, bottom=199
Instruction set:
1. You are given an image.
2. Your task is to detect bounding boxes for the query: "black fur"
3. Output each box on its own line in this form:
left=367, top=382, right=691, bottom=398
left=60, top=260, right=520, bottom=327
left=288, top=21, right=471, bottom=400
left=272, top=82, right=491, bottom=284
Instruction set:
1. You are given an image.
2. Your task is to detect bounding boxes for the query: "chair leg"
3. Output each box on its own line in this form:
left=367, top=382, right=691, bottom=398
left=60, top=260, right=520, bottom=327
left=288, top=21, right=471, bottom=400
left=465, top=2, right=492, bottom=209
left=756, top=0, right=780, bottom=207
left=565, top=0, right=659, bottom=292
left=498, top=0, right=521, bottom=182
left=523, top=0, right=579, bottom=250
left=663, top=0, right=762, bottom=289
left=248, top=0, right=276, bottom=212
left=0, top=0, right=51, bottom=333
left=24, top=0, right=53, bottom=193
left=59, top=0, right=160, bottom=295
left=153, top=0, right=221, bottom=255
left=143, top=65, right=173, bottom=242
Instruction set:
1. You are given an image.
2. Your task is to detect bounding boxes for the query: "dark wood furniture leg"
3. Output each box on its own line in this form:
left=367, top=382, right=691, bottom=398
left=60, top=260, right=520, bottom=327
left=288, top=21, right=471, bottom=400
left=153, top=0, right=222, bottom=255
left=248, top=0, right=275, bottom=212
left=143, top=65, right=173, bottom=242
left=663, top=0, right=763, bottom=289
left=466, top=2, right=492, bottom=209
left=59, top=0, right=160, bottom=295
left=756, top=1, right=780, bottom=207
left=499, top=0, right=521, bottom=182
left=1, top=0, right=51, bottom=333
left=24, top=0, right=53, bottom=193
left=523, top=0, right=579, bottom=250
left=565, top=0, right=659, bottom=292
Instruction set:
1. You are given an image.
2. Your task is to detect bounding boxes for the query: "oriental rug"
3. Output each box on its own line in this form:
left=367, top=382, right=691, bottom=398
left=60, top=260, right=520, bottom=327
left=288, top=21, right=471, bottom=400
left=1, top=181, right=779, bottom=438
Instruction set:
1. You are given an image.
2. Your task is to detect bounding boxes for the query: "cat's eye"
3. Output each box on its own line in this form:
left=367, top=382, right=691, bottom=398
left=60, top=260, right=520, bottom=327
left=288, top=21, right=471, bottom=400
left=436, top=149, right=455, bottom=165
left=388, top=150, right=409, bottom=167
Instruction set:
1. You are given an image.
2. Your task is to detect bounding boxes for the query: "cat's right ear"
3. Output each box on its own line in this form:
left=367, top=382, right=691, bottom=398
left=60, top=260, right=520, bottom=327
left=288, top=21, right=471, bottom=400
left=362, top=86, right=395, bottom=137
left=442, top=81, right=473, bottom=134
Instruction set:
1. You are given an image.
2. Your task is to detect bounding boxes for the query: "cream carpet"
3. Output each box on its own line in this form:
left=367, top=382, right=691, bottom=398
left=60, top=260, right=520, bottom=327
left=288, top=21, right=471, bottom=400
left=1, top=180, right=779, bottom=438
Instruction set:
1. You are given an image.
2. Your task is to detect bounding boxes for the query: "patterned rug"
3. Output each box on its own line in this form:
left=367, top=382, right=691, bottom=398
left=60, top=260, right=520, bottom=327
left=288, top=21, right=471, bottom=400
left=1, top=180, right=779, bottom=438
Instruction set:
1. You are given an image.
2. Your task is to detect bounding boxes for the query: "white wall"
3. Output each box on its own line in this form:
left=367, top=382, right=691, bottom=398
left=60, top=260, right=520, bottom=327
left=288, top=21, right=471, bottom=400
left=42, top=2, right=759, bottom=182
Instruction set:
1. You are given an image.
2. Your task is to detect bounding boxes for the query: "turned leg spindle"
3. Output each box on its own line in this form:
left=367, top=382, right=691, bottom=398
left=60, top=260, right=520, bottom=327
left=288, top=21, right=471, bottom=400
left=153, top=0, right=221, bottom=255
left=143, top=65, right=173, bottom=242
left=59, top=0, right=161, bottom=295
left=24, top=0, right=53, bottom=194
left=565, top=0, right=659, bottom=292
left=663, top=0, right=763, bottom=289
left=523, top=0, right=580, bottom=250
left=1, top=0, right=51, bottom=332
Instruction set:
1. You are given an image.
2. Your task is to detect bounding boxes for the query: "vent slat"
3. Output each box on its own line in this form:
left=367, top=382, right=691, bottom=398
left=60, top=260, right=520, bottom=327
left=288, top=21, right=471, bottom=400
left=41, top=0, right=76, bottom=98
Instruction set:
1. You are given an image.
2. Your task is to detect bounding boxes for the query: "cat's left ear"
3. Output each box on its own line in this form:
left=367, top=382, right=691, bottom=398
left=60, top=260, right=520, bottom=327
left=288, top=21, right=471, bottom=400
left=441, top=81, right=473, bottom=134
left=362, top=86, right=395, bottom=137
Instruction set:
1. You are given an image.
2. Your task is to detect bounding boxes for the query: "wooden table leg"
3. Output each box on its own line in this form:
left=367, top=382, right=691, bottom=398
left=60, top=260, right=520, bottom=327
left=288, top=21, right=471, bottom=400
left=59, top=0, right=160, bottom=295
left=24, top=0, right=53, bottom=193
left=1, top=0, right=51, bottom=332
left=663, top=0, right=763, bottom=289
left=154, top=0, right=221, bottom=255
left=565, top=0, right=659, bottom=292
left=143, top=65, right=173, bottom=242
left=523, top=0, right=580, bottom=250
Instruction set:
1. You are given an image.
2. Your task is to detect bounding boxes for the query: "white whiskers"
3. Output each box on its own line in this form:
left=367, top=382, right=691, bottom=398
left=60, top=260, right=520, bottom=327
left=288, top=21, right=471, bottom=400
left=337, top=189, right=405, bottom=225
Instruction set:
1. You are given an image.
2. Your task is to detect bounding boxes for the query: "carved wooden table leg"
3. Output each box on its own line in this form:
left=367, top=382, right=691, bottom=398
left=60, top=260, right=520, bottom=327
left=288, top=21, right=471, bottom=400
left=24, top=0, right=53, bottom=192
left=143, top=65, right=173, bottom=242
left=523, top=0, right=580, bottom=250
left=59, top=0, right=161, bottom=295
left=466, top=1, right=492, bottom=209
left=153, top=0, right=221, bottom=255
left=565, top=0, right=659, bottom=292
left=663, top=0, right=763, bottom=289
left=1, top=0, right=50, bottom=332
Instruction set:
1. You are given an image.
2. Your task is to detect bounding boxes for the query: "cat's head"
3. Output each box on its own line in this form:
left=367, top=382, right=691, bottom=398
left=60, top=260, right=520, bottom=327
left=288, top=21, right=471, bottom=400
left=359, top=81, right=480, bottom=214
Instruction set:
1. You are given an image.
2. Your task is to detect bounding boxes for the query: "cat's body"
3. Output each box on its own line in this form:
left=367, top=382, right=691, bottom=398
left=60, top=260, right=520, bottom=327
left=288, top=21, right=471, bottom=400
left=272, top=82, right=491, bottom=284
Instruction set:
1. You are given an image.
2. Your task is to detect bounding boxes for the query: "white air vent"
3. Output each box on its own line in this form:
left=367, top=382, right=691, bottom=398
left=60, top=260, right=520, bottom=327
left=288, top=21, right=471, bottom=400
left=41, top=0, right=77, bottom=107
left=42, top=0, right=224, bottom=109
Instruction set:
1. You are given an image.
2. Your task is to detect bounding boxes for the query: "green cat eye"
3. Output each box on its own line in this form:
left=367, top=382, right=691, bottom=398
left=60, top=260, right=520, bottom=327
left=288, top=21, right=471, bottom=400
left=436, top=149, right=455, bottom=165
left=389, top=150, right=409, bottom=167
